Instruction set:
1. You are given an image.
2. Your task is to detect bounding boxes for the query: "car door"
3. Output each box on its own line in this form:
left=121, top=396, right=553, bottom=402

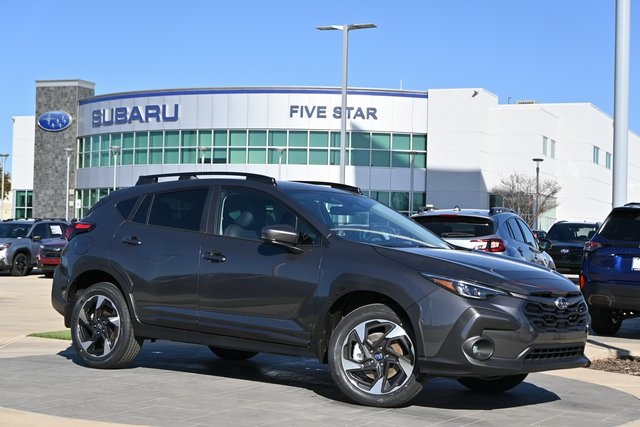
left=197, top=186, right=324, bottom=347
left=507, top=217, right=545, bottom=265
left=111, top=186, right=210, bottom=331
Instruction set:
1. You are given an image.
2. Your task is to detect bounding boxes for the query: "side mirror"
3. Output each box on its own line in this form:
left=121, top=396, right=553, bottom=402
left=538, top=238, right=552, bottom=251
left=261, top=224, right=304, bottom=254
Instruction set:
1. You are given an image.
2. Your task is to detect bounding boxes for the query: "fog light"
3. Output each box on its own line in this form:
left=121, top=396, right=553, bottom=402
left=463, top=337, right=494, bottom=361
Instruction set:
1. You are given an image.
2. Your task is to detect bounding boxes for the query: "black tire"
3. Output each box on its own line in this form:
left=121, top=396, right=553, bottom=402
left=70, top=282, right=142, bottom=369
left=457, top=374, right=528, bottom=392
left=590, top=308, right=622, bottom=336
left=208, top=346, right=258, bottom=361
left=10, top=253, right=30, bottom=276
left=328, top=303, right=425, bottom=407
left=43, top=271, right=54, bottom=278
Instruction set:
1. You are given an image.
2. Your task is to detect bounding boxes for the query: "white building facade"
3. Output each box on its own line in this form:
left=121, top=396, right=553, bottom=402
left=10, top=80, right=640, bottom=229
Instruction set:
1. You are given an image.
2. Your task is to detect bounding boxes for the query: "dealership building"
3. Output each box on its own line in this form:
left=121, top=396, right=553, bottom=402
left=9, top=79, right=640, bottom=229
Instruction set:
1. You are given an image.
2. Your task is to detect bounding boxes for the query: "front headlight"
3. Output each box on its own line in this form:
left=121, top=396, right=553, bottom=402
left=421, top=273, right=508, bottom=300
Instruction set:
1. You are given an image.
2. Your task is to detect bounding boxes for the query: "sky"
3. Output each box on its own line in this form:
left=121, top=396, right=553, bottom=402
left=1, top=1, right=637, bottom=170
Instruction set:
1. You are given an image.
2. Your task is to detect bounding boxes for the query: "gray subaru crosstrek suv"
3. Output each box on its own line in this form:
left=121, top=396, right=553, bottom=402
left=52, top=172, right=589, bottom=407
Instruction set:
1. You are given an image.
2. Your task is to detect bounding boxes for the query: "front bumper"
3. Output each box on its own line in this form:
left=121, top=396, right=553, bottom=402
left=411, top=289, right=590, bottom=378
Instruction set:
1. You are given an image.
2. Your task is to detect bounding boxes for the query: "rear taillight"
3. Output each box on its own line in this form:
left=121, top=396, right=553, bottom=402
left=579, top=273, right=586, bottom=289
left=471, top=238, right=506, bottom=252
left=583, top=241, right=602, bottom=252
left=65, top=222, right=95, bottom=240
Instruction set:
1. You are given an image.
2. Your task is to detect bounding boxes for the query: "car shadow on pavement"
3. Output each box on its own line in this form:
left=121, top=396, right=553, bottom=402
left=57, top=340, right=559, bottom=410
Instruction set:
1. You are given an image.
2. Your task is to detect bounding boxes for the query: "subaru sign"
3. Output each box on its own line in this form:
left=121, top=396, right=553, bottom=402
left=38, top=111, right=72, bottom=132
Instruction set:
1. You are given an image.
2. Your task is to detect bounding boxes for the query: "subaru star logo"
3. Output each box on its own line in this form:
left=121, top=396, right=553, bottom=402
left=554, top=297, right=569, bottom=311
left=37, top=110, right=72, bottom=132
left=560, top=248, right=570, bottom=254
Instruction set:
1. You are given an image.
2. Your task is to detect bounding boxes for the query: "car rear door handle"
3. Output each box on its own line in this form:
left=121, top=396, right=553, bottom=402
left=122, top=236, right=142, bottom=246
left=203, top=251, right=226, bottom=263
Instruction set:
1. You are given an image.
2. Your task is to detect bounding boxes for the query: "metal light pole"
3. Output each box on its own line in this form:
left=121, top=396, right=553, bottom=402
left=64, top=148, right=73, bottom=220
left=276, top=148, right=285, bottom=180
left=533, top=158, right=544, bottom=229
left=317, top=23, right=376, bottom=184
left=0, top=154, right=8, bottom=220
left=111, top=145, right=121, bottom=191
left=197, top=146, right=208, bottom=172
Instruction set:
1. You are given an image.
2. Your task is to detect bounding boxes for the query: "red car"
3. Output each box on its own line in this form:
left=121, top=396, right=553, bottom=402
left=36, top=237, right=67, bottom=278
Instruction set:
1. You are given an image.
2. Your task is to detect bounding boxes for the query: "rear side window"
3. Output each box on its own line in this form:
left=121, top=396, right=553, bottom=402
left=116, top=197, right=138, bottom=219
left=146, top=188, right=208, bottom=231
left=415, top=216, right=494, bottom=237
left=598, top=210, right=640, bottom=241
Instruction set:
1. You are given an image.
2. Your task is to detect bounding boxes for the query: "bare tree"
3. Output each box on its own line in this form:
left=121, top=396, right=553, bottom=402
left=491, top=172, right=560, bottom=228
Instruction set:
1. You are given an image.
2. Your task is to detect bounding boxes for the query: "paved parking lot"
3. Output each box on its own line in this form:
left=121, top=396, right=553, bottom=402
left=2, top=273, right=640, bottom=426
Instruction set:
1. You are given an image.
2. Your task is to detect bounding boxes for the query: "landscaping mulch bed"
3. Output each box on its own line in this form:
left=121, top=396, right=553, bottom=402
left=588, top=356, right=640, bottom=376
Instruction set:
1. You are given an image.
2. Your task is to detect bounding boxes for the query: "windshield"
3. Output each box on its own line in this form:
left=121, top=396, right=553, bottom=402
left=288, top=189, right=449, bottom=249
left=0, top=223, right=30, bottom=239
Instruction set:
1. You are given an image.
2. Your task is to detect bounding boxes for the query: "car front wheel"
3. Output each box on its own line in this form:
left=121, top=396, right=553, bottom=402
left=457, top=374, right=528, bottom=392
left=70, top=282, right=142, bottom=369
left=11, top=253, right=30, bottom=276
left=328, top=303, right=425, bottom=407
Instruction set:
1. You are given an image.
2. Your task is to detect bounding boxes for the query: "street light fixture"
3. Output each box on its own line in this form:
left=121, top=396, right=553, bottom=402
left=197, top=146, right=209, bottom=171
left=532, top=158, right=544, bottom=229
left=64, top=148, right=74, bottom=220
left=317, top=23, right=376, bottom=184
left=111, top=145, right=121, bottom=191
left=0, top=154, right=8, bottom=220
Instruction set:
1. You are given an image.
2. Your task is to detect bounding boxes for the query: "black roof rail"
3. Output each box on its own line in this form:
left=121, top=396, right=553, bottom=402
left=623, top=202, right=640, bottom=208
left=135, top=172, right=276, bottom=186
left=294, top=181, right=363, bottom=195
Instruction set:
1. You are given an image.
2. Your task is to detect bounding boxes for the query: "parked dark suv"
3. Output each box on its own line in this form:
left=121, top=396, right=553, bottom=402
left=546, top=221, right=600, bottom=274
left=580, top=203, right=640, bottom=336
left=52, top=172, right=589, bottom=407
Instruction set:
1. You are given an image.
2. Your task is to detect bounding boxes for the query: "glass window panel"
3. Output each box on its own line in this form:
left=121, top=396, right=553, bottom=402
left=351, top=132, right=370, bottom=149
left=375, top=191, right=391, bottom=206
left=268, top=148, right=286, bottom=164
left=198, top=130, right=212, bottom=147
left=391, top=192, right=409, bottom=212
left=329, top=149, right=347, bottom=165
left=393, top=134, right=410, bottom=150
left=100, top=135, right=111, bottom=150
left=230, top=130, right=246, bottom=147
left=181, top=148, right=197, bottom=164
left=412, top=134, right=427, bottom=150
left=413, top=153, right=426, bottom=168
left=249, top=131, right=267, bottom=147
left=90, top=151, right=99, bottom=167
left=229, top=147, right=246, bottom=163
left=269, top=131, right=287, bottom=147
left=330, top=132, right=342, bottom=148
left=371, top=150, right=390, bottom=167
left=82, top=153, right=90, bottom=169
left=181, top=130, right=197, bottom=147
left=111, top=134, right=122, bottom=148
left=309, top=149, right=328, bottom=165
left=288, top=149, right=307, bottom=164
left=550, top=140, right=556, bottom=158
left=135, top=132, right=148, bottom=148
left=150, top=131, right=163, bottom=148
left=123, top=133, right=134, bottom=149
left=164, top=148, right=179, bottom=163
left=351, top=149, right=370, bottom=166
left=248, top=148, right=266, bottom=164
left=197, top=146, right=211, bottom=164
left=135, top=150, right=148, bottom=165
left=289, top=131, right=307, bottom=147
left=165, top=131, right=179, bottom=147
left=100, top=151, right=110, bottom=166
left=372, top=133, right=390, bottom=149
left=149, top=149, right=163, bottom=164
left=214, top=130, right=227, bottom=146
left=121, top=150, right=134, bottom=165
left=413, top=192, right=426, bottom=211
left=392, top=152, right=410, bottom=168
left=213, top=148, right=227, bottom=163
left=309, top=132, right=328, bottom=147
left=90, top=136, right=100, bottom=151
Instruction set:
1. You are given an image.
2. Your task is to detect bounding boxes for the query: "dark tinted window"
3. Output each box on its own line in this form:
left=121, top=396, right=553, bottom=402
left=30, top=222, right=66, bottom=239
left=132, top=195, right=151, bottom=224
left=116, top=197, right=138, bottom=219
left=547, top=223, right=599, bottom=241
left=515, top=218, right=537, bottom=247
left=415, top=216, right=494, bottom=237
left=598, top=210, right=640, bottom=241
left=506, top=217, right=525, bottom=242
left=147, top=188, right=208, bottom=231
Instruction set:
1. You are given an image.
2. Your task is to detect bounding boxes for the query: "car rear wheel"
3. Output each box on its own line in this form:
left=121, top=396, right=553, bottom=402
left=328, top=303, right=425, bottom=407
left=590, top=308, right=622, bottom=336
left=457, top=374, right=528, bottom=392
left=208, top=347, right=258, bottom=360
left=11, top=253, right=31, bottom=276
left=70, top=282, right=142, bottom=369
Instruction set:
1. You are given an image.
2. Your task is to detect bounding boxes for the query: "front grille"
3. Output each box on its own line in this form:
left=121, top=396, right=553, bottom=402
left=523, top=298, right=588, bottom=332
left=525, top=345, right=585, bottom=360
left=42, top=249, right=62, bottom=258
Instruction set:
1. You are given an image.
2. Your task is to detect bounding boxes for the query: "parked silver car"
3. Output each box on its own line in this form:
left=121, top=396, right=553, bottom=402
left=412, top=207, right=556, bottom=269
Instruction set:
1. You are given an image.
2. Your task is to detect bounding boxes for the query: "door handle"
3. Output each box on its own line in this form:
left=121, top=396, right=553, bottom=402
left=122, top=236, right=142, bottom=246
left=203, top=251, right=226, bottom=263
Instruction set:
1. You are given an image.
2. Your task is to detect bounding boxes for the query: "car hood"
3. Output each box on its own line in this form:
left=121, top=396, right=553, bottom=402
left=375, top=246, right=578, bottom=295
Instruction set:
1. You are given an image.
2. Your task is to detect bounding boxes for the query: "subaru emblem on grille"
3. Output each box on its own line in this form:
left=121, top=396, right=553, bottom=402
left=554, top=297, right=569, bottom=310
left=560, top=249, right=570, bottom=254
